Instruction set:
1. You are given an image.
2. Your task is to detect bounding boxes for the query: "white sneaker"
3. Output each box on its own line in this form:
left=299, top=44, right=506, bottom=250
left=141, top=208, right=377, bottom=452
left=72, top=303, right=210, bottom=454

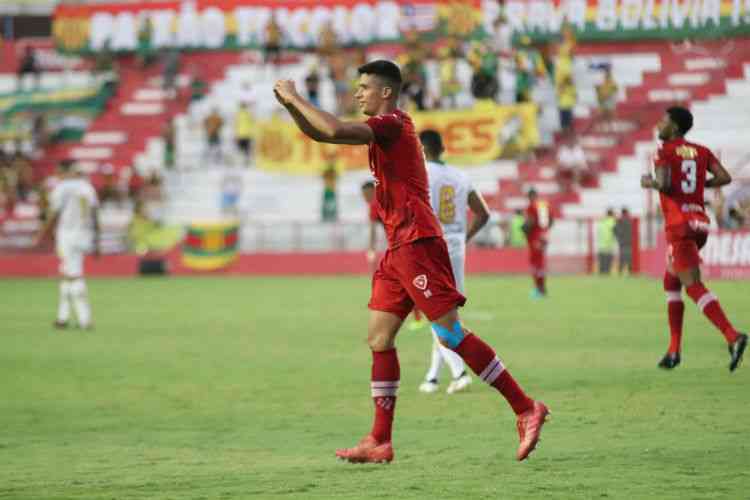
left=446, top=374, right=472, bottom=394
left=418, top=380, right=439, bottom=393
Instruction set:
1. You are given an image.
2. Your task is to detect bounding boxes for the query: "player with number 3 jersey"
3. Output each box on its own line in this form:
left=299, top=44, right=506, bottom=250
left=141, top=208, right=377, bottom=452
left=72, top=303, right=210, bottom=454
left=641, top=106, right=746, bottom=371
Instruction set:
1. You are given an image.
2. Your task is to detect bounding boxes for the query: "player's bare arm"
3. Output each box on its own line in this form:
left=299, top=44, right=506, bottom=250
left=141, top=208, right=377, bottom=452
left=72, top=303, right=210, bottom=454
left=466, top=190, right=490, bottom=243
left=706, top=159, right=732, bottom=188
left=641, top=166, right=671, bottom=192
left=274, top=79, right=374, bottom=145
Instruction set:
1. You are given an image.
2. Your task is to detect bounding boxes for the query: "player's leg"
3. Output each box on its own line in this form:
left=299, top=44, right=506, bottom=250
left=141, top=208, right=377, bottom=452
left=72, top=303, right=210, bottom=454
left=56, top=279, right=72, bottom=328
left=432, top=308, right=548, bottom=460
left=335, top=257, right=411, bottom=463
left=67, top=246, right=92, bottom=329
left=673, top=239, right=746, bottom=371
left=404, top=238, right=548, bottom=460
left=442, top=239, right=470, bottom=393
left=419, top=334, right=442, bottom=393
left=659, top=264, right=684, bottom=369
left=55, top=242, right=73, bottom=328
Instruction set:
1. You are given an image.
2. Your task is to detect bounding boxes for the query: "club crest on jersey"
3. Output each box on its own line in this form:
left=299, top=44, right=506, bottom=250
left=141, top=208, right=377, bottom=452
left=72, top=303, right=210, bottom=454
left=413, top=274, right=428, bottom=290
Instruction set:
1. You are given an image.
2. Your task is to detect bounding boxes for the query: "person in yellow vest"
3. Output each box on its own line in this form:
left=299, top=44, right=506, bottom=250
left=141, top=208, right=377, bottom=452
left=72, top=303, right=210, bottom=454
left=555, top=53, right=576, bottom=132
left=234, top=102, right=254, bottom=167
left=596, top=65, right=619, bottom=131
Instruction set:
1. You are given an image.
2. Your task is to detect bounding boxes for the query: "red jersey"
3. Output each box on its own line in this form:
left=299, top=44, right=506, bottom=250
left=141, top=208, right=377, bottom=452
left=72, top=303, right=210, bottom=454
left=654, top=138, right=714, bottom=231
left=366, top=109, right=442, bottom=248
left=525, top=200, right=552, bottom=242
left=368, top=199, right=380, bottom=223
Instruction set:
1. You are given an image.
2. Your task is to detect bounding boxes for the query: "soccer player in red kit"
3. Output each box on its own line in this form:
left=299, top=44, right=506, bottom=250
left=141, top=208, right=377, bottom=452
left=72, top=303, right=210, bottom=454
left=641, top=106, right=747, bottom=371
left=274, top=60, right=548, bottom=463
left=523, top=189, right=553, bottom=298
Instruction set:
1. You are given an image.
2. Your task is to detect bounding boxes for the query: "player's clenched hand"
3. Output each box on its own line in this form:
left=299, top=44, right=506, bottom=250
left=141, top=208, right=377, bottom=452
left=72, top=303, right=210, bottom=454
left=640, top=174, right=654, bottom=189
left=273, top=80, right=298, bottom=106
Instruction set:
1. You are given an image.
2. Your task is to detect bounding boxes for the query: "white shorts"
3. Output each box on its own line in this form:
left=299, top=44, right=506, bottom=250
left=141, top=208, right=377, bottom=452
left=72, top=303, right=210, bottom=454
left=444, top=235, right=466, bottom=294
left=56, top=233, right=92, bottom=278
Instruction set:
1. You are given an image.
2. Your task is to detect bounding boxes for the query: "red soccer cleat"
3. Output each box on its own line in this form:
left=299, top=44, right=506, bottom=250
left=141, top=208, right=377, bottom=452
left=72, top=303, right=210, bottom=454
left=516, top=400, right=550, bottom=461
left=335, top=435, right=394, bottom=464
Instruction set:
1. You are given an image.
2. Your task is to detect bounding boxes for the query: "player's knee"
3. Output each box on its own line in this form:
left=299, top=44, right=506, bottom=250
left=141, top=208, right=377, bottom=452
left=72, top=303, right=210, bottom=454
left=367, top=329, right=395, bottom=352
left=432, top=321, right=465, bottom=349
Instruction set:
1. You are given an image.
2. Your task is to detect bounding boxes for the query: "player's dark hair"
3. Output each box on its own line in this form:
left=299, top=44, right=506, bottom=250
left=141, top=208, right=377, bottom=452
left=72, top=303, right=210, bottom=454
left=666, top=106, right=693, bottom=136
left=361, top=180, right=375, bottom=190
left=358, top=60, right=402, bottom=94
left=528, top=188, right=538, bottom=198
left=419, top=129, right=444, bottom=158
left=59, top=159, right=75, bottom=172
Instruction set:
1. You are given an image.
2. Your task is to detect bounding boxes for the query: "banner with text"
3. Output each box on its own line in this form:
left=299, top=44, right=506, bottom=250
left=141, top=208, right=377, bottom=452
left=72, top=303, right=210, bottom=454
left=52, top=0, right=750, bottom=54
left=646, top=229, right=750, bottom=279
left=255, top=101, right=539, bottom=173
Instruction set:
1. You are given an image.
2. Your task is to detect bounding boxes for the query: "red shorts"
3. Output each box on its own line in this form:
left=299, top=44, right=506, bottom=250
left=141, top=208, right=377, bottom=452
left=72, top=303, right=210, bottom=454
left=528, top=238, right=547, bottom=269
left=368, top=237, right=466, bottom=322
left=666, top=222, right=708, bottom=273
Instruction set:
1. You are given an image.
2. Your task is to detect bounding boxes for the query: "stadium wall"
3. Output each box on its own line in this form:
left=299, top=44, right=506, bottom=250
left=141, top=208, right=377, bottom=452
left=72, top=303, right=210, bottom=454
left=0, top=248, right=589, bottom=277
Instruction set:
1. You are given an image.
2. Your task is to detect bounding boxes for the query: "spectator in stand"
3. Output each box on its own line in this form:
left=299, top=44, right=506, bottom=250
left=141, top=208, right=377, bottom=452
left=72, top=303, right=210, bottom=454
left=264, top=17, right=283, bottom=67
left=492, top=14, right=516, bottom=105
left=162, top=49, right=180, bottom=100
left=31, top=113, right=50, bottom=155
left=13, top=154, right=34, bottom=201
left=136, top=17, right=155, bottom=68
left=555, top=56, right=576, bottom=132
left=468, top=41, right=499, bottom=100
left=234, top=102, right=254, bottom=167
left=614, top=207, right=633, bottom=275
left=596, top=65, right=619, bottom=131
left=162, top=120, right=175, bottom=169
left=203, top=108, right=224, bottom=165
left=189, top=67, right=208, bottom=103
left=556, top=131, right=587, bottom=192
left=401, top=35, right=429, bottom=110
left=305, top=70, right=321, bottom=108
left=597, top=208, right=617, bottom=275
left=321, top=160, right=338, bottom=223
left=98, top=163, right=120, bottom=205
left=329, top=54, right=350, bottom=115
left=317, top=22, right=338, bottom=61
left=437, top=45, right=461, bottom=109
left=17, top=46, right=40, bottom=92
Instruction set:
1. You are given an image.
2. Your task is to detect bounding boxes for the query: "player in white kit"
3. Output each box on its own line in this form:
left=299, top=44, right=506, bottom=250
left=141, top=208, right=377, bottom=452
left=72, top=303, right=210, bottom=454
left=418, top=130, right=491, bottom=394
left=35, top=160, right=100, bottom=330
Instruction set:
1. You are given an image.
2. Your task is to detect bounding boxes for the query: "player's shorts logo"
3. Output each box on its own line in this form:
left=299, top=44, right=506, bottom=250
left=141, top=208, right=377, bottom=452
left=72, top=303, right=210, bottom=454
left=413, top=274, right=428, bottom=291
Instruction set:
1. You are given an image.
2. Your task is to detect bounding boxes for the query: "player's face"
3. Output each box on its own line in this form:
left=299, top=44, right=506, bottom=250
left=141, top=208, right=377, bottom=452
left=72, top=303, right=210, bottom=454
left=355, top=74, right=390, bottom=116
left=657, top=114, right=677, bottom=141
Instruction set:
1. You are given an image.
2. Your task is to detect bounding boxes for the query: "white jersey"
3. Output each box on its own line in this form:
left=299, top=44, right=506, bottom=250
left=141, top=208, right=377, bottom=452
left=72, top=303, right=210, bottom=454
left=50, top=178, right=99, bottom=241
left=426, top=161, right=473, bottom=238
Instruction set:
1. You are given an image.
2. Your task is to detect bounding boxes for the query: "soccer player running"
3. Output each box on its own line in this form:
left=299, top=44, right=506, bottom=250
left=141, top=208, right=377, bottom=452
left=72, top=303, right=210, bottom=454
left=523, top=188, right=553, bottom=298
left=274, top=60, right=548, bottom=463
left=641, top=106, right=747, bottom=371
left=35, top=159, right=100, bottom=330
left=417, top=129, right=490, bottom=395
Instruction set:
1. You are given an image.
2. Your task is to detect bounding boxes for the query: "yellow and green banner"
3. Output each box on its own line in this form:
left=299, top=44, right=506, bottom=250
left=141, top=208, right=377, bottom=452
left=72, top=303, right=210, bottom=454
left=181, top=220, right=239, bottom=271
left=52, top=0, right=750, bottom=54
left=255, top=101, right=539, bottom=174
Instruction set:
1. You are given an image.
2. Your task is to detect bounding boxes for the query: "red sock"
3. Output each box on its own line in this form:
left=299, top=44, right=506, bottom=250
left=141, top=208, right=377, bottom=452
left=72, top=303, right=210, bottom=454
left=664, top=272, right=684, bottom=354
left=685, top=283, right=739, bottom=344
left=454, top=333, right=534, bottom=415
left=370, top=349, right=399, bottom=443
left=667, top=301, right=685, bottom=353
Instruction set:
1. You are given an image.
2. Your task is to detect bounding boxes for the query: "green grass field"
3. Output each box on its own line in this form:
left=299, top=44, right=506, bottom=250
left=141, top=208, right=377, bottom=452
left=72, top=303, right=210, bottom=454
left=1, top=275, right=748, bottom=499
